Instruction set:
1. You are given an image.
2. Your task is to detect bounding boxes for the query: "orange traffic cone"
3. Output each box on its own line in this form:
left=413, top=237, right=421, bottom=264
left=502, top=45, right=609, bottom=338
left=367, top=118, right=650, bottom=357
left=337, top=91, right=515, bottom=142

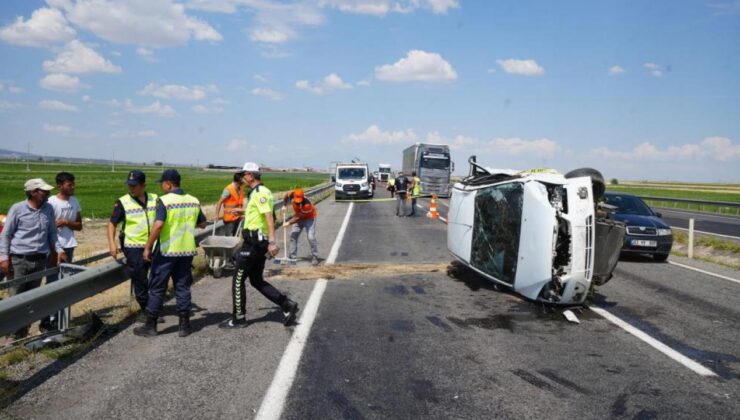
left=427, top=194, right=439, bottom=219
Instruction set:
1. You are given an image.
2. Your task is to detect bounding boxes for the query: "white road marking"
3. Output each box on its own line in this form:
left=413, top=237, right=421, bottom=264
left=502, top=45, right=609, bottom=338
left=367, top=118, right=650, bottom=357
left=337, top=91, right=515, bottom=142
left=589, top=306, right=717, bottom=377
left=667, top=260, right=740, bottom=285
left=255, top=202, right=354, bottom=420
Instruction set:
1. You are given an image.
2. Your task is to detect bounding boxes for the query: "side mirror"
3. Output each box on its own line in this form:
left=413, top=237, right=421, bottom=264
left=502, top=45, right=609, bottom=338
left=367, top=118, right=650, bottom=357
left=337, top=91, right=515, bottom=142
left=451, top=161, right=455, bottom=172
left=331, top=175, right=336, bottom=182
left=655, top=212, right=662, bottom=218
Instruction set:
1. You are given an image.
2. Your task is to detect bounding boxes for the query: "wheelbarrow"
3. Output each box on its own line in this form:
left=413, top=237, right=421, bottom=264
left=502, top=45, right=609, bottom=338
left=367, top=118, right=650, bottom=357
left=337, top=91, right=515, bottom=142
left=200, top=220, right=243, bottom=278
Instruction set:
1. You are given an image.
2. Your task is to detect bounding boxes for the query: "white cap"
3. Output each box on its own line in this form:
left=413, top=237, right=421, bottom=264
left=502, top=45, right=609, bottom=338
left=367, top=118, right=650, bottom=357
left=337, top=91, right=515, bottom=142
left=242, top=162, right=260, bottom=173
left=24, top=178, right=54, bottom=192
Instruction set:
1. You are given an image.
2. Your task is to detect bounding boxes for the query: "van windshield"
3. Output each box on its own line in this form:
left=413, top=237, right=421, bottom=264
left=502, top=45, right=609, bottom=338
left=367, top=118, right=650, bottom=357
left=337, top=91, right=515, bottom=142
left=471, top=182, right=523, bottom=285
left=338, top=168, right=366, bottom=179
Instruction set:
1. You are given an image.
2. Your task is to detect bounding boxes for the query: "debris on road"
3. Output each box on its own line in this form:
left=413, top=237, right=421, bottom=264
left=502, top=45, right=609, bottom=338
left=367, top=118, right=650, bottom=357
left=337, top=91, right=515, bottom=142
left=562, top=309, right=580, bottom=324
left=266, top=263, right=448, bottom=281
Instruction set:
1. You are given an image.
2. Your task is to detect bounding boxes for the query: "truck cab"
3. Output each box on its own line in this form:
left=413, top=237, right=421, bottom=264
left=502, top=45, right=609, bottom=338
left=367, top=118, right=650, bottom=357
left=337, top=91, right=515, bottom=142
left=378, top=164, right=392, bottom=182
left=334, top=163, right=373, bottom=200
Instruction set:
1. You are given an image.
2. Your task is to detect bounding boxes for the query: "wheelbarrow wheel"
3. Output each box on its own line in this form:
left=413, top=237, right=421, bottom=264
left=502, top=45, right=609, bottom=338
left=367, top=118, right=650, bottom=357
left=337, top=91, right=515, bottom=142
left=213, top=267, right=223, bottom=278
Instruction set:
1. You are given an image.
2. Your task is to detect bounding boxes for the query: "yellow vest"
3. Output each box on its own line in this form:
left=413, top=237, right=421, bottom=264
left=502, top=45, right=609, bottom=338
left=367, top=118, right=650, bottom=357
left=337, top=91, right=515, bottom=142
left=120, top=193, right=158, bottom=247
left=159, top=193, right=200, bottom=257
left=413, top=176, right=421, bottom=196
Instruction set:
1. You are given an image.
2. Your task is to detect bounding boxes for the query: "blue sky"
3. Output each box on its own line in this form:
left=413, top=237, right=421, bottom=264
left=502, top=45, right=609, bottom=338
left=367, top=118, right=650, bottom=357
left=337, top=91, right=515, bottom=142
left=0, top=0, right=739, bottom=181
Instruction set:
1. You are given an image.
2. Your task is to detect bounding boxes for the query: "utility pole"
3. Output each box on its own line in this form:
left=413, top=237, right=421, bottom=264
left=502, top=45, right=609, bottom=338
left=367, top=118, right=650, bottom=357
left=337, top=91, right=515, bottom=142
left=26, top=142, right=30, bottom=172
left=111, top=148, right=115, bottom=172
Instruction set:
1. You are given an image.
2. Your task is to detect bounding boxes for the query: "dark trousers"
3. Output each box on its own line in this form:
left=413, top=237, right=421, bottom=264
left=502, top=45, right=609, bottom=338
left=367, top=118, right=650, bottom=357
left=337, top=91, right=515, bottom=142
left=410, top=196, right=417, bottom=216
left=231, top=238, right=286, bottom=321
left=124, top=247, right=150, bottom=310
left=146, top=253, right=193, bottom=317
left=223, top=220, right=241, bottom=236
left=9, top=254, right=48, bottom=337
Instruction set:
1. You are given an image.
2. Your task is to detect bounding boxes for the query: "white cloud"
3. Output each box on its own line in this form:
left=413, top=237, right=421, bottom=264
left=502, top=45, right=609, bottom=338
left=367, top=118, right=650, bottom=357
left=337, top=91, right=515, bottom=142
left=356, top=79, right=370, bottom=86
left=8, top=85, right=24, bottom=93
left=53, top=0, right=222, bottom=48
left=124, top=99, right=176, bottom=117
left=0, top=100, right=22, bottom=112
left=487, top=68, right=496, bottom=74
left=644, top=62, right=663, bottom=77
left=39, top=73, right=86, bottom=92
left=608, top=65, right=625, bottom=75
left=226, top=138, right=259, bottom=151
left=591, top=137, right=740, bottom=162
left=111, top=129, right=157, bottom=138
left=43, top=40, right=122, bottom=74
left=250, top=28, right=293, bottom=43
left=139, top=83, right=217, bottom=100
left=343, top=125, right=417, bottom=145
left=0, top=7, right=76, bottom=48
left=375, top=50, right=457, bottom=83
left=296, top=73, right=352, bottom=94
left=38, top=99, right=78, bottom=112
left=136, top=47, right=156, bottom=62
left=496, top=59, right=545, bottom=76
left=487, top=137, right=560, bottom=158
left=192, top=103, right=224, bottom=114
left=319, top=0, right=459, bottom=16
left=253, top=74, right=269, bottom=83
left=251, top=87, right=284, bottom=101
left=43, top=123, right=72, bottom=134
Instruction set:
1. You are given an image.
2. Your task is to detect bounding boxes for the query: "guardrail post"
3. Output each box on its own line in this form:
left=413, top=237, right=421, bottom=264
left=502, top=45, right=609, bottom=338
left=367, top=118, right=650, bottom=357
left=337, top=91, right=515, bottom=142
left=688, top=218, right=695, bottom=259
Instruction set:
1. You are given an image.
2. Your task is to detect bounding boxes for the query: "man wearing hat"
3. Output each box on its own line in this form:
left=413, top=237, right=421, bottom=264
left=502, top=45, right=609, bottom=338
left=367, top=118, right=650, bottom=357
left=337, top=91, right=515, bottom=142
left=0, top=178, right=67, bottom=338
left=107, top=170, right=158, bottom=316
left=283, top=187, right=320, bottom=266
left=221, top=162, right=299, bottom=328
left=134, top=169, right=207, bottom=337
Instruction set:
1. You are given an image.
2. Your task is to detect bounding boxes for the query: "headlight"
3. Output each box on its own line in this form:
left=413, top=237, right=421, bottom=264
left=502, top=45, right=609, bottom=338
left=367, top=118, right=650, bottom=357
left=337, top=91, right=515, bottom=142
left=361, top=182, right=368, bottom=188
left=657, top=228, right=672, bottom=236
left=336, top=182, right=343, bottom=188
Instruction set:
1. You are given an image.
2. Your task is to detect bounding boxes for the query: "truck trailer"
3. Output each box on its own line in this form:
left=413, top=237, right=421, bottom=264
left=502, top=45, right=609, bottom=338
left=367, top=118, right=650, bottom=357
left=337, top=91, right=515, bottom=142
left=401, top=143, right=454, bottom=197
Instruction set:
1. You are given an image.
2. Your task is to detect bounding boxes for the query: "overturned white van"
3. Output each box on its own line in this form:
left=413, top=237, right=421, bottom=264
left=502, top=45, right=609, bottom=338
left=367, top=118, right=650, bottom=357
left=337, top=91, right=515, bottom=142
left=447, top=157, right=625, bottom=305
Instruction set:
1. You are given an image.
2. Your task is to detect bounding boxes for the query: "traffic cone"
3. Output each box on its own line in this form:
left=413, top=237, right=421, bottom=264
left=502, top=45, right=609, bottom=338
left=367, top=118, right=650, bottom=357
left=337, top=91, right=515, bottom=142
left=427, top=194, right=439, bottom=219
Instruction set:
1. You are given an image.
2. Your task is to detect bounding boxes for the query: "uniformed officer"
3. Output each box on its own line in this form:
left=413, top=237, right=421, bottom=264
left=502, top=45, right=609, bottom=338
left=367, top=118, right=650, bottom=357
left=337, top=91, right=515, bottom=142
left=134, top=169, right=207, bottom=337
left=409, top=171, right=421, bottom=216
left=107, top=170, right=158, bottom=315
left=222, top=162, right=299, bottom=328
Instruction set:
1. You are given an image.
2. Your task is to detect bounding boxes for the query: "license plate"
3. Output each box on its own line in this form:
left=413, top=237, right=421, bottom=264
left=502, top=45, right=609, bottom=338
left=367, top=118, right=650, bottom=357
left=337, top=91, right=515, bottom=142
left=347, top=191, right=356, bottom=195
left=631, top=239, right=657, bottom=247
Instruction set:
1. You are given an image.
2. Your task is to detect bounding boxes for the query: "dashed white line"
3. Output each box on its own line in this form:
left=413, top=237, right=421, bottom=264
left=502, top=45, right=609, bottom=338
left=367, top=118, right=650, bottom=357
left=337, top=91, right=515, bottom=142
left=589, top=306, right=717, bottom=377
left=255, top=202, right=354, bottom=420
left=667, top=260, right=740, bottom=285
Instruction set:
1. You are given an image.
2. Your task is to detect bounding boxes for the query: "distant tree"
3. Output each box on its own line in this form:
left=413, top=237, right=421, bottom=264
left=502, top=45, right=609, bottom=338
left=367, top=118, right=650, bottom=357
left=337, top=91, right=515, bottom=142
left=610, top=178, right=619, bottom=185
left=154, top=161, right=163, bottom=166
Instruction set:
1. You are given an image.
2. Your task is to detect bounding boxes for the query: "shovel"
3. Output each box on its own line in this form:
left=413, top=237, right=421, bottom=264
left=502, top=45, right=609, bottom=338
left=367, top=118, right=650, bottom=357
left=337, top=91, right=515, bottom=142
left=273, top=207, right=297, bottom=265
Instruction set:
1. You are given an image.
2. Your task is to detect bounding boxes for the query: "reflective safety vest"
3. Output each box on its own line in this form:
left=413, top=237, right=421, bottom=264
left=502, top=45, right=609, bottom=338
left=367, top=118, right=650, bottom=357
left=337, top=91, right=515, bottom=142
left=159, top=193, right=200, bottom=257
left=292, top=198, right=317, bottom=220
left=223, top=182, right=244, bottom=223
left=413, top=176, right=421, bottom=197
left=120, top=193, right=158, bottom=248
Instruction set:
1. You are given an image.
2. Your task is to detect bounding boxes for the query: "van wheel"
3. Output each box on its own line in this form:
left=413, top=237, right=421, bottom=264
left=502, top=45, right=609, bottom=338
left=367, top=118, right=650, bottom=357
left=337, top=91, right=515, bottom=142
left=564, top=168, right=605, bottom=201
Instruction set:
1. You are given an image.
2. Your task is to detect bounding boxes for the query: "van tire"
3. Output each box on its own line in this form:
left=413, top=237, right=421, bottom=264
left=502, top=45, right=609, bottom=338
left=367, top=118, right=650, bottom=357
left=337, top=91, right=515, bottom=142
left=564, top=168, right=605, bottom=201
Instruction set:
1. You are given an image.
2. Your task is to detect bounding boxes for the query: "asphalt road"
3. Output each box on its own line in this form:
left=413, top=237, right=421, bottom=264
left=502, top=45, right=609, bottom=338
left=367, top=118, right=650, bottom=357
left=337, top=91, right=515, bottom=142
left=654, top=208, right=740, bottom=238
left=3, top=189, right=739, bottom=419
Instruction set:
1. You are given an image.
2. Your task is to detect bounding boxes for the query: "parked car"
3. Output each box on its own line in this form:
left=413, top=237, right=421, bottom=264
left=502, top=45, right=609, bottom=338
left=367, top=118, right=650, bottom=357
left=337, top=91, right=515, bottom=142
left=447, top=157, right=625, bottom=305
left=603, top=192, right=673, bottom=261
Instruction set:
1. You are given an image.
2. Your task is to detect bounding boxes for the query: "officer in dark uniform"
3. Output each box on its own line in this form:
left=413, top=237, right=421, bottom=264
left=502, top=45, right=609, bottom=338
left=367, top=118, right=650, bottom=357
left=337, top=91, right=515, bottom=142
left=134, top=169, right=207, bottom=337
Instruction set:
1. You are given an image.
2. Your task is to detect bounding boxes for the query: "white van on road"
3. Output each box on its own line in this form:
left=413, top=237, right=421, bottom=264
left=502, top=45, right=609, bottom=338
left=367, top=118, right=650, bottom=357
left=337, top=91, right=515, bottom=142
left=334, top=163, right=373, bottom=200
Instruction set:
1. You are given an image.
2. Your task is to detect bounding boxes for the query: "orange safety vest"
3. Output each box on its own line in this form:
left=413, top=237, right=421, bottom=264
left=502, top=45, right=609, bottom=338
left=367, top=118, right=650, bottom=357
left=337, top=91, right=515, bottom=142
left=292, top=198, right=317, bottom=220
left=223, top=182, right=245, bottom=222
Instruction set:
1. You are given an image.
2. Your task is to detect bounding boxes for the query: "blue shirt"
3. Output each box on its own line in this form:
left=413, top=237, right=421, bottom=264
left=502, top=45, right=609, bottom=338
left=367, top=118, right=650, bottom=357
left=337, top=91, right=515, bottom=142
left=0, top=200, right=64, bottom=260
left=154, top=188, right=206, bottom=224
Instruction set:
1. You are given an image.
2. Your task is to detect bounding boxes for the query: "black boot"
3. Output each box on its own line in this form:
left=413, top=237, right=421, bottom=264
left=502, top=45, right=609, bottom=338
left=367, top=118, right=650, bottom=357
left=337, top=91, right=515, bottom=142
left=133, top=315, right=158, bottom=337
left=178, top=313, right=192, bottom=337
left=282, top=299, right=299, bottom=326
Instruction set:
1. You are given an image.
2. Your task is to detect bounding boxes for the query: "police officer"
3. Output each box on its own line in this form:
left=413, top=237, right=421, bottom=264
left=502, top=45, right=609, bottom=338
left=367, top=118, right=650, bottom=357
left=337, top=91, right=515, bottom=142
left=134, top=169, right=207, bottom=337
left=409, top=171, right=421, bottom=217
left=107, top=170, right=157, bottom=316
left=222, top=162, right=299, bottom=328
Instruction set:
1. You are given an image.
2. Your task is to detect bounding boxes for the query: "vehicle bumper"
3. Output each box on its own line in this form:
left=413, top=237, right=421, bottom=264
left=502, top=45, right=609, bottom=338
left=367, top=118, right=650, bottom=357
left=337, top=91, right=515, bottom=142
left=335, top=190, right=372, bottom=199
left=620, top=235, right=673, bottom=255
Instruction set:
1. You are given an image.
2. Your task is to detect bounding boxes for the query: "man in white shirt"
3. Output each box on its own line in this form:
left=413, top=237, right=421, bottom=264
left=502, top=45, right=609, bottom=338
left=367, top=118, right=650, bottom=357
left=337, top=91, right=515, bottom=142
left=41, top=172, right=83, bottom=331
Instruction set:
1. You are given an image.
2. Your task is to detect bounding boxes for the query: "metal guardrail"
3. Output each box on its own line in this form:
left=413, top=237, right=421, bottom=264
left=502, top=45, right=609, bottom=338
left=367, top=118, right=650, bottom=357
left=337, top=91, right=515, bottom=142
left=0, top=182, right=335, bottom=337
left=639, top=195, right=740, bottom=215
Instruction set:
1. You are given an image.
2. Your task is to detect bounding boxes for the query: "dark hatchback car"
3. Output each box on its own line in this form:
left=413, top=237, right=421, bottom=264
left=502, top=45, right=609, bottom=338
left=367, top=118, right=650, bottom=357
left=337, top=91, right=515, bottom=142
left=603, top=192, right=673, bottom=261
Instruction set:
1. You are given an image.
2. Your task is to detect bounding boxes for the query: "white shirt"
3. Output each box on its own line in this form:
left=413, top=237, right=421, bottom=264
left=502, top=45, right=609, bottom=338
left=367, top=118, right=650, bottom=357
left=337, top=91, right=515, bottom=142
left=48, top=195, right=81, bottom=249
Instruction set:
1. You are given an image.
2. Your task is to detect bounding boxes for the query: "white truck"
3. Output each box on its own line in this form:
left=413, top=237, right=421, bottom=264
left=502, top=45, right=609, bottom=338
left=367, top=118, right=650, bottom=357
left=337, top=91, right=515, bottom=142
left=378, top=164, right=392, bottom=182
left=333, top=162, right=373, bottom=200
left=402, top=143, right=454, bottom=197
left=447, top=157, right=625, bottom=305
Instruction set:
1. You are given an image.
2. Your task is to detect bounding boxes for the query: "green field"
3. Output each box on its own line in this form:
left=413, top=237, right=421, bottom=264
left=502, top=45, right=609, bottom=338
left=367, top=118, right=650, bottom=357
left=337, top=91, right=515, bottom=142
left=606, top=186, right=740, bottom=203
left=0, top=161, right=328, bottom=218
